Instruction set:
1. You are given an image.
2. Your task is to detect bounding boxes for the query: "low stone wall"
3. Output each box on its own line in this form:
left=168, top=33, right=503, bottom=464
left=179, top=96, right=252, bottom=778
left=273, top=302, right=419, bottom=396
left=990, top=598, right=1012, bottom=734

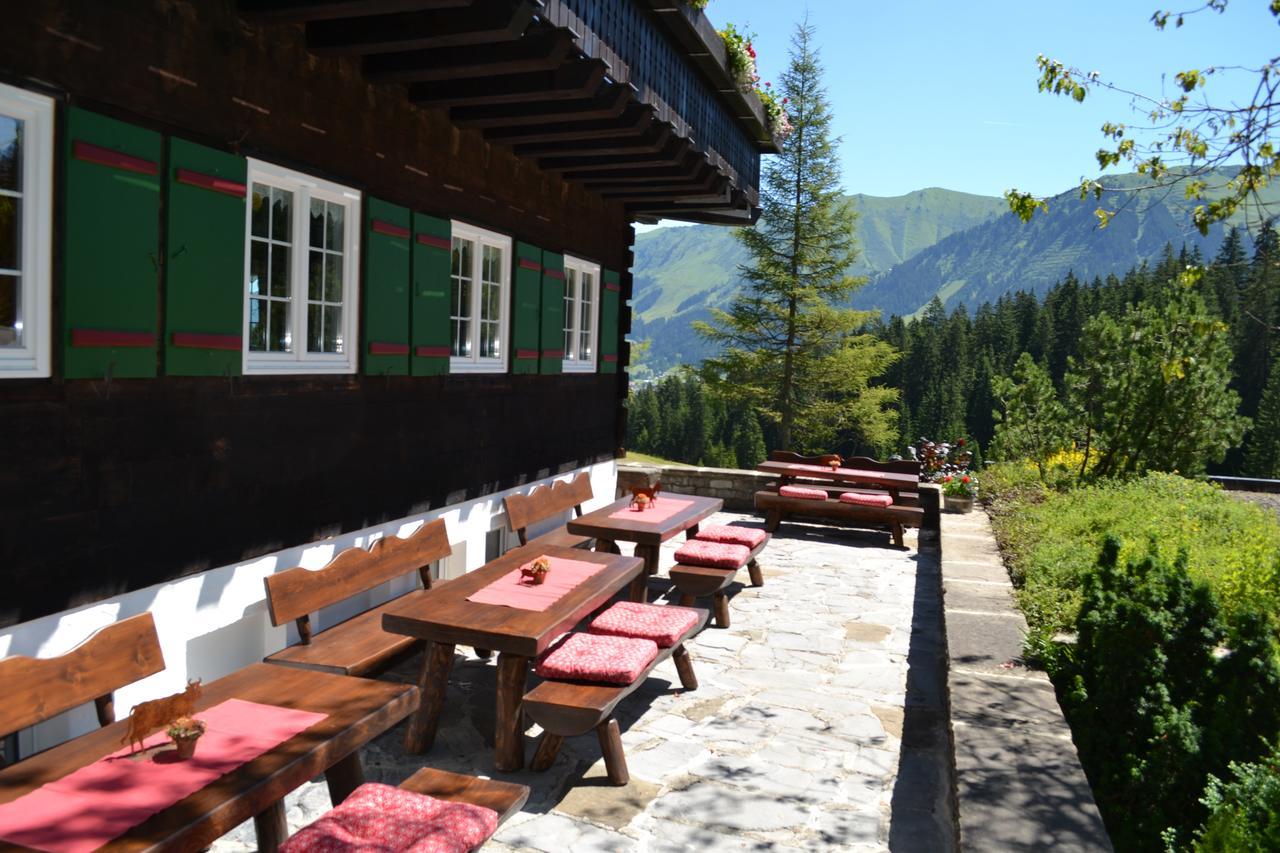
left=616, top=463, right=773, bottom=512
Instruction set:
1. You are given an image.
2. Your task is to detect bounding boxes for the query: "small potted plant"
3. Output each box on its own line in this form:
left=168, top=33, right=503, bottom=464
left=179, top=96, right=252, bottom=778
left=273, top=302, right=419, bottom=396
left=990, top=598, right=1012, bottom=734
left=941, top=472, right=978, bottom=513
left=167, top=716, right=206, bottom=760
left=520, top=556, right=551, bottom=585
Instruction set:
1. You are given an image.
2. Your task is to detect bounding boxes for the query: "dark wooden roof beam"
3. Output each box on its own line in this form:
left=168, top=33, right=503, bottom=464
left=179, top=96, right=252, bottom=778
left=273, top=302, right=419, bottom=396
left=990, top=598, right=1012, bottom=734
left=409, top=59, right=606, bottom=108
left=550, top=143, right=703, bottom=175
left=591, top=166, right=722, bottom=195
left=306, top=0, right=540, bottom=55
left=606, top=178, right=731, bottom=204
left=481, top=104, right=653, bottom=145
left=240, top=0, right=471, bottom=23
left=512, top=123, right=671, bottom=158
left=362, top=26, right=575, bottom=83
left=450, top=82, right=633, bottom=129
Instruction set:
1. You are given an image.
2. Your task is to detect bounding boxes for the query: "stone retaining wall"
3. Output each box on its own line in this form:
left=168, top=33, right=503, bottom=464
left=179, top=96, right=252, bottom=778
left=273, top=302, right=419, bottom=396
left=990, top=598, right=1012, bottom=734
left=617, top=463, right=773, bottom=511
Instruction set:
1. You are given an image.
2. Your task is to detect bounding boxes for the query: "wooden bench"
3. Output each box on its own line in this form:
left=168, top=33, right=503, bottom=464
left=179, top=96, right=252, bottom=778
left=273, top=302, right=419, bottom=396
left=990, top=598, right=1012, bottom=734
left=768, top=451, right=922, bottom=505
left=522, top=609, right=709, bottom=785
left=397, top=767, right=530, bottom=824
left=264, top=519, right=453, bottom=677
left=503, top=472, right=596, bottom=550
left=755, top=489, right=924, bottom=548
left=669, top=538, right=769, bottom=629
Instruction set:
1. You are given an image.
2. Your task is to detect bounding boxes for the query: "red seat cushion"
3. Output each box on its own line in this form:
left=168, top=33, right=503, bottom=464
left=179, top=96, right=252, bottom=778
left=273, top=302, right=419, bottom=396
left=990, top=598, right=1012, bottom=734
left=674, top=540, right=751, bottom=569
left=280, top=782, right=498, bottom=853
left=694, top=524, right=768, bottom=549
left=588, top=601, right=701, bottom=648
left=838, top=491, right=894, bottom=507
left=779, top=485, right=827, bottom=500
left=535, top=632, right=659, bottom=684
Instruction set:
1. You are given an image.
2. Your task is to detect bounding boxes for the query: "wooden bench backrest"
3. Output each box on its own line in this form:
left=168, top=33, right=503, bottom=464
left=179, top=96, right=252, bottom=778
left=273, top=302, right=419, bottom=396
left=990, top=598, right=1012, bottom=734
left=264, top=518, right=451, bottom=640
left=503, top=472, right=594, bottom=544
left=0, top=612, right=165, bottom=738
left=768, top=450, right=921, bottom=479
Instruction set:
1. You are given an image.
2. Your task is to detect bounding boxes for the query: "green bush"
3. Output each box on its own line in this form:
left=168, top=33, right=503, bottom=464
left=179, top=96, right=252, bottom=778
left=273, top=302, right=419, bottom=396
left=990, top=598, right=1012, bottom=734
left=987, top=471, right=1280, bottom=647
left=1194, top=743, right=1280, bottom=851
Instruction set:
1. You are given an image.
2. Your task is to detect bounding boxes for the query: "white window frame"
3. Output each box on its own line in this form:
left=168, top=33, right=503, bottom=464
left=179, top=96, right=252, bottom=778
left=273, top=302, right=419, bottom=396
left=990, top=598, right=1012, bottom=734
left=242, top=158, right=361, bottom=375
left=561, top=255, right=599, bottom=373
left=0, top=83, right=53, bottom=378
left=449, top=220, right=511, bottom=374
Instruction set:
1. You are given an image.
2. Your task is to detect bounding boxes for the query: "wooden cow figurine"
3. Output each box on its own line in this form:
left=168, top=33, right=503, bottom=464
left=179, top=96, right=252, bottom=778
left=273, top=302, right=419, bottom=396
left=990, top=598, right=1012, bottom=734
left=629, top=481, right=661, bottom=508
left=123, top=679, right=203, bottom=753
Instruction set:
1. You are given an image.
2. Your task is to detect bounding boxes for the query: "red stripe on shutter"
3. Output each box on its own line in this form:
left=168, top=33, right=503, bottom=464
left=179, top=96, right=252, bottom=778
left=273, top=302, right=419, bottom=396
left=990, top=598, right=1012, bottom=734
left=371, top=220, right=410, bottom=239
left=175, top=168, right=247, bottom=198
left=72, top=141, right=159, bottom=176
left=544, top=269, right=564, bottom=280
left=416, top=234, right=451, bottom=251
left=603, top=354, right=619, bottom=362
left=518, top=259, right=542, bottom=272
left=515, top=349, right=539, bottom=359
left=605, top=283, right=621, bottom=292
left=72, top=329, right=156, bottom=348
left=172, top=332, right=242, bottom=351
left=415, top=345, right=451, bottom=357
left=369, top=341, right=410, bottom=355
left=542, top=349, right=565, bottom=358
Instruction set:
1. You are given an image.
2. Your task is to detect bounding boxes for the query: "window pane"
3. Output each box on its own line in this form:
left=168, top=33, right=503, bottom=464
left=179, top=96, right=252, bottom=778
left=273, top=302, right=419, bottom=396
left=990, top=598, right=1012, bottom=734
left=480, top=321, right=494, bottom=359
left=326, top=204, right=344, bottom=251
left=251, top=185, right=270, bottom=238
left=271, top=187, right=292, bottom=242
left=325, top=305, right=342, bottom=353
left=457, top=275, right=471, bottom=320
left=0, top=115, right=19, bottom=193
left=249, top=296, right=267, bottom=351
left=579, top=329, right=591, bottom=361
left=0, top=273, right=17, bottom=346
left=309, top=198, right=325, bottom=249
left=269, top=299, right=290, bottom=352
left=307, top=302, right=321, bottom=353
left=325, top=252, right=343, bottom=302
left=249, top=241, right=267, bottom=296
left=580, top=288, right=593, bottom=333
left=269, top=243, right=290, bottom=297
left=453, top=317, right=470, bottom=357
left=308, top=250, right=323, bottom=301
left=0, top=195, right=18, bottom=271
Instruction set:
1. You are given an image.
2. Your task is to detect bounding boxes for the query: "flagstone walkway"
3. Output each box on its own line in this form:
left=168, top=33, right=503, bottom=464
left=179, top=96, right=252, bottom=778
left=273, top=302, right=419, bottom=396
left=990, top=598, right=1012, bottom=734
left=214, top=512, right=954, bottom=851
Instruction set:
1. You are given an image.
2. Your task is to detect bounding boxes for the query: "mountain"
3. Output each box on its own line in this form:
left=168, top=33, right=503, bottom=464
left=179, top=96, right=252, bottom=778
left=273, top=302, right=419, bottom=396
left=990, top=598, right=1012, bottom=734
left=630, top=187, right=1007, bottom=375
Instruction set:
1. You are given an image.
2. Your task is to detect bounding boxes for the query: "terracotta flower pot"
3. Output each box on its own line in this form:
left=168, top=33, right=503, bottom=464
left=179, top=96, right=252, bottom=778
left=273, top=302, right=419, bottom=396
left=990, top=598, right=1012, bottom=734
left=171, top=734, right=201, bottom=760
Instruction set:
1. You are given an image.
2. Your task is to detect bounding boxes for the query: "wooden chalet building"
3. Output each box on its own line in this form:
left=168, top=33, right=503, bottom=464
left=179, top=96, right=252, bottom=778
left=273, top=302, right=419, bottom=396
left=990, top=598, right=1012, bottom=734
left=0, top=0, right=774, bottom=755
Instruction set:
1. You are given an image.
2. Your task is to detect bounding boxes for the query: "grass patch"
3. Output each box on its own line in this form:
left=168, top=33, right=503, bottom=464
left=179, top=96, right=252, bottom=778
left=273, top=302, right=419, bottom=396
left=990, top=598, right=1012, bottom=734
left=621, top=450, right=694, bottom=468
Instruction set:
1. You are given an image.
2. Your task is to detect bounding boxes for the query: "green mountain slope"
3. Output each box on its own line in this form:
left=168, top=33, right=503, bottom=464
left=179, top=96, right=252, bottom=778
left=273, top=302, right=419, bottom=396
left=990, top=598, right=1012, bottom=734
left=630, top=187, right=1006, bottom=374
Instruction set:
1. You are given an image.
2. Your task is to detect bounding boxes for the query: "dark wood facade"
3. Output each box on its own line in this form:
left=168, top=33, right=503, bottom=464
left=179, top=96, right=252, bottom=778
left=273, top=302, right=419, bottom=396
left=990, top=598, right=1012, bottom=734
left=0, top=0, right=767, bottom=629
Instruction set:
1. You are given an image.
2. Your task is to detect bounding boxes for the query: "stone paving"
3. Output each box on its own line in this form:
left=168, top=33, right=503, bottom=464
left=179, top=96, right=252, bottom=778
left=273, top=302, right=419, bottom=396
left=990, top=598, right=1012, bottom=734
left=214, top=511, right=952, bottom=851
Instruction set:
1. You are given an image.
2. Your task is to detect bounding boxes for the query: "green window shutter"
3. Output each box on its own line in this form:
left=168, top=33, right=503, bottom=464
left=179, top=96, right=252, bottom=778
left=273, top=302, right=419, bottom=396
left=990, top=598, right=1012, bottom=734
left=63, top=108, right=162, bottom=379
left=164, top=138, right=246, bottom=377
left=600, top=268, right=621, bottom=374
left=539, top=251, right=564, bottom=375
left=411, top=213, right=451, bottom=376
left=512, top=241, right=542, bottom=375
left=363, top=198, right=412, bottom=376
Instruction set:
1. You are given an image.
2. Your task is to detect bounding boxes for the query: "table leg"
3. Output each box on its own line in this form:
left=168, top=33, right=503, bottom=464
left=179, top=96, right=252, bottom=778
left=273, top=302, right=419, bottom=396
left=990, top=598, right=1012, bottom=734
left=325, top=750, right=365, bottom=806
left=597, top=538, right=622, bottom=555
left=636, top=543, right=660, bottom=576
left=685, top=523, right=700, bottom=539
left=404, top=640, right=456, bottom=754
left=253, top=800, right=288, bottom=852
left=494, top=652, right=529, bottom=771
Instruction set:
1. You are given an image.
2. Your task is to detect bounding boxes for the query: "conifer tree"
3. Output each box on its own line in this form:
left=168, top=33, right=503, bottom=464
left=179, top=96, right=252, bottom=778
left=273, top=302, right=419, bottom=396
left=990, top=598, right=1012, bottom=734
left=696, top=20, right=896, bottom=452
left=1243, top=352, right=1280, bottom=477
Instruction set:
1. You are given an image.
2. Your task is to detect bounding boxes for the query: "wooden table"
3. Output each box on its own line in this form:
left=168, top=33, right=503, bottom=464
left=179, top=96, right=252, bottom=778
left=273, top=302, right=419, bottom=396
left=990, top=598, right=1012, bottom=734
left=0, top=663, right=417, bottom=852
left=756, top=460, right=919, bottom=499
left=566, top=493, right=724, bottom=599
left=381, top=543, right=643, bottom=772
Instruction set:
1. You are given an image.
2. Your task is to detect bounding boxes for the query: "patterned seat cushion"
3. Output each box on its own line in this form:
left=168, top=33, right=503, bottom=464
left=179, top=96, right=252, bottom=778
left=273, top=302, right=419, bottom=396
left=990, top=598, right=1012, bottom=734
left=779, top=485, right=828, bottom=500
left=673, top=540, right=751, bottom=569
left=694, top=524, right=768, bottom=550
left=535, top=632, right=659, bottom=685
left=588, top=601, right=701, bottom=648
left=280, top=782, right=498, bottom=853
left=838, top=491, right=894, bottom=508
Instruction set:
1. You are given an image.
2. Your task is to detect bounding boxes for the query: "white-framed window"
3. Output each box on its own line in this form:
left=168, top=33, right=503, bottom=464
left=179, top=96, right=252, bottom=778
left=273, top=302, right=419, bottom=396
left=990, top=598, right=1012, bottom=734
left=243, top=159, right=360, bottom=375
left=562, top=255, right=599, bottom=372
left=449, top=221, right=510, bottom=373
left=0, top=83, right=54, bottom=378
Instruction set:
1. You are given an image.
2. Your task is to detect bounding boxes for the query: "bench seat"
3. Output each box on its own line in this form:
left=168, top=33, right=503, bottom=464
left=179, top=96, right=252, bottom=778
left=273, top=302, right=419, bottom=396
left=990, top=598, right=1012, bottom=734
left=754, top=489, right=924, bottom=548
left=265, top=599, right=422, bottom=677
left=523, top=608, right=709, bottom=785
left=398, top=767, right=530, bottom=825
left=529, top=526, right=593, bottom=550
left=668, top=537, right=769, bottom=628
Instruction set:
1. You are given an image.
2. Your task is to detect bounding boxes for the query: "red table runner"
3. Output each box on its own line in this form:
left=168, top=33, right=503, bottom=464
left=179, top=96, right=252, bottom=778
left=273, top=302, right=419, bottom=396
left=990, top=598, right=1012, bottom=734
left=607, top=496, right=695, bottom=523
left=465, top=555, right=606, bottom=611
left=0, top=699, right=327, bottom=853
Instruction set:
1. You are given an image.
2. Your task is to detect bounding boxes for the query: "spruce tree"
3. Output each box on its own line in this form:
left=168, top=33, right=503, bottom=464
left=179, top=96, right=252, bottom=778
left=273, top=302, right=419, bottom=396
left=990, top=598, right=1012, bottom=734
left=1243, top=353, right=1280, bottom=477
left=696, top=20, right=896, bottom=452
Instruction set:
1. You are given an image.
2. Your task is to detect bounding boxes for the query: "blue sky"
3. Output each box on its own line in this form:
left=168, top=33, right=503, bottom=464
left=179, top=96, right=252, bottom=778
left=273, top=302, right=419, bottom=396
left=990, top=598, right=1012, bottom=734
left=690, top=0, right=1276, bottom=201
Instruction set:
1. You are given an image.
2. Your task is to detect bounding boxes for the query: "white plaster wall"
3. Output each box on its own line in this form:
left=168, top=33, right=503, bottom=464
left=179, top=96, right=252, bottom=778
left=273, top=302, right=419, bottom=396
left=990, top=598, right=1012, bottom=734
left=3, top=459, right=616, bottom=758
